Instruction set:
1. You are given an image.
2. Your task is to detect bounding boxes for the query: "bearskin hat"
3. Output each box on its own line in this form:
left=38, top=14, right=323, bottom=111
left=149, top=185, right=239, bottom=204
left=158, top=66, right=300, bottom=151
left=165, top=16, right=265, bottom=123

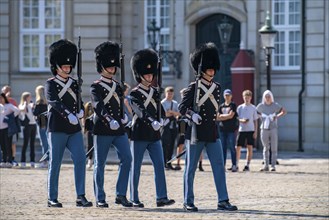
left=130, top=48, right=158, bottom=83
left=94, top=41, right=120, bottom=73
left=190, top=42, right=220, bottom=73
left=49, top=39, right=77, bottom=75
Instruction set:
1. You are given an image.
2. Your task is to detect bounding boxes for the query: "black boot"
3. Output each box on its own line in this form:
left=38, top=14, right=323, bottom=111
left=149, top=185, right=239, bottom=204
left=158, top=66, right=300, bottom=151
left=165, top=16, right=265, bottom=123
left=217, top=200, right=238, bottom=211
left=76, top=195, right=93, bottom=207
left=198, top=161, right=204, bottom=171
left=115, top=195, right=133, bottom=207
left=96, top=200, right=109, bottom=208
left=156, top=198, right=175, bottom=207
left=183, top=203, right=198, bottom=212
left=48, top=199, right=62, bottom=208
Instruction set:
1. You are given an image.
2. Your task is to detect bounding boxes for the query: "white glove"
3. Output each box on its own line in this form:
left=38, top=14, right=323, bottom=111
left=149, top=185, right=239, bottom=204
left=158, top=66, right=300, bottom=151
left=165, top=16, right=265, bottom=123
left=192, top=113, right=202, bottom=125
left=151, top=120, right=161, bottom=131
left=76, top=109, right=84, bottom=119
left=121, top=114, right=129, bottom=125
left=109, top=120, right=120, bottom=130
left=68, top=113, right=79, bottom=125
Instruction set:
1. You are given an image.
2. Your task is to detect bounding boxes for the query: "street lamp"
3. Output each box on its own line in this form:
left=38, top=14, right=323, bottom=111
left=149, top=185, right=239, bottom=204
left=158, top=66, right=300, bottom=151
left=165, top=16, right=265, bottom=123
left=259, top=11, right=278, bottom=90
left=217, top=16, right=233, bottom=54
left=146, top=19, right=182, bottom=79
left=147, top=19, right=161, bottom=50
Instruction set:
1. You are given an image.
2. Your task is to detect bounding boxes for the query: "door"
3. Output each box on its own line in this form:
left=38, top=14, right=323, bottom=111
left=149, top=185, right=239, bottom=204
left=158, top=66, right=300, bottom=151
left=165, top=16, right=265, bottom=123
left=196, top=14, right=240, bottom=93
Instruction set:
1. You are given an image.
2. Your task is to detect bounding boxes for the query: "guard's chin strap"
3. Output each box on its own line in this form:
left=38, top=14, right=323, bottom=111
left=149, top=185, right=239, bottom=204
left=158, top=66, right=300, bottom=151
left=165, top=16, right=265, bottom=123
left=56, top=64, right=72, bottom=75
left=201, top=72, right=214, bottom=82
left=102, top=65, right=116, bottom=76
left=140, top=76, right=152, bottom=87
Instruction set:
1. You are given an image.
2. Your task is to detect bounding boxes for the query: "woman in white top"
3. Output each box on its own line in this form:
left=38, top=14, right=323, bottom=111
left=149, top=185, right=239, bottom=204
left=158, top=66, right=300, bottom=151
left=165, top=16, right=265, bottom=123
left=256, top=90, right=286, bottom=172
left=18, top=92, right=37, bottom=168
left=0, top=93, right=19, bottom=167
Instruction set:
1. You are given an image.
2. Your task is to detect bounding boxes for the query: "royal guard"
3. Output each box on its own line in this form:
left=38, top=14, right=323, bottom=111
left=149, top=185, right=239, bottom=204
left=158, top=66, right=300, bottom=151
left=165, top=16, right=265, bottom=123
left=129, top=48, right=175, bottom=208
left=179, top=42, right=238, bottom=212
left=46, top=39, right=92, bottom=208
left=90, top=41, right=132, bottom=208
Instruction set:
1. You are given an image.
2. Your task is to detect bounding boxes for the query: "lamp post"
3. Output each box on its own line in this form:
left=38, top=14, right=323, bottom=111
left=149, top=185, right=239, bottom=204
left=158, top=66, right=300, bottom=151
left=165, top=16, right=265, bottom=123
left=147, top=19, right=161, bottom=50
left=259, top=11, right=278, bottom=91
left=146, top=19, right=183, bottom=78
left=217, top=16, right=233, bottom=54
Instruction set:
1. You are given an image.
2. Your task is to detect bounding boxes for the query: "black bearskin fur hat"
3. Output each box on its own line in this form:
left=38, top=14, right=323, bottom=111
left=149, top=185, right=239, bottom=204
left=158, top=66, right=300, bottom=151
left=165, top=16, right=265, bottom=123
left=190, top=42, right=220, bottom=73
left=94, top=41, right=120, bottom=73
left=130, top=48, right=158, bottom=83
left=49, top=39, right=77, bottom=75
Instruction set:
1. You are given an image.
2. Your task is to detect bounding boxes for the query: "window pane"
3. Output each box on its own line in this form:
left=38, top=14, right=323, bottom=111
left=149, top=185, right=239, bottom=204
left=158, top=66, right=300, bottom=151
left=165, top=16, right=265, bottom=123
left=20, top=0, right=64, bottom=70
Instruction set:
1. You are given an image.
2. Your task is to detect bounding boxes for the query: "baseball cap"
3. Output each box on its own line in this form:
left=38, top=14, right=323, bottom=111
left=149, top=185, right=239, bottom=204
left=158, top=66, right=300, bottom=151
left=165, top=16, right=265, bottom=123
left=223, top=89, right=232, bottom=95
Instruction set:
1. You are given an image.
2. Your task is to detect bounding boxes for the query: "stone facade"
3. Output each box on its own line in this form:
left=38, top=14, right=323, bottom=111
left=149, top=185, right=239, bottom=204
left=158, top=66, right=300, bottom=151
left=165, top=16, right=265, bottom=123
left=0, top=0, right=328, bottom=151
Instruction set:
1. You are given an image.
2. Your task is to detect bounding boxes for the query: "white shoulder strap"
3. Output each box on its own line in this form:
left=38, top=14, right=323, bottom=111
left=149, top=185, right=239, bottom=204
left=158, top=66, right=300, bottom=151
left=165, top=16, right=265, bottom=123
left=54, top=78, right=77, bottom=101
left=99, top=81, right=120, bottom=105
left=198, top=83, right=218, bottom=112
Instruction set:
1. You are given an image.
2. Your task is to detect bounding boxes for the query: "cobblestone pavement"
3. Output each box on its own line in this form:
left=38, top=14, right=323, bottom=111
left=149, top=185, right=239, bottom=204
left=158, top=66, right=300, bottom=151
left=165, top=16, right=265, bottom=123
left=0, top=151, right=328, bottom=220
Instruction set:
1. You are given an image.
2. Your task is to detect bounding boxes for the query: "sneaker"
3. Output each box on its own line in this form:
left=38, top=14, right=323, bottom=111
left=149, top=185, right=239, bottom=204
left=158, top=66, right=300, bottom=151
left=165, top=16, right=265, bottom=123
left=270, top=167, right=276, bottom=172
left=227, top=166, right=232, bottom=171
left=175, top=165, right=182, bottom=170
left=217, top=200, right=238, bottom=211
left=243, top=165, right=249, bottom=171
left=12, top=160, right=19, bottom=167
left=231, top=165, right=238, bottom=172
left=260, top=166, right=269, bottom=172
left=21, top=162, right=26, bottom=167
left=38, top=161, right=48, bottom=169
left=31, top=162, right=35, bottom=168
left=0, top=162, right=4, bottom=168
left=5, top=162, right=13, bottom=168
left=86, top=159, right=92, bottom=169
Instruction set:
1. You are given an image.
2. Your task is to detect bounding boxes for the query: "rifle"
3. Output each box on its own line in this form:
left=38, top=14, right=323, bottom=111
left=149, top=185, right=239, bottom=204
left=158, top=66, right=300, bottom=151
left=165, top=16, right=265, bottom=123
left=77, top=35, right=83, bottom=112
left=157, top=47, right=163, bottom=121
left=190, top=54, right=203, bottom=145
left=119, top=35, right=125, bottom=118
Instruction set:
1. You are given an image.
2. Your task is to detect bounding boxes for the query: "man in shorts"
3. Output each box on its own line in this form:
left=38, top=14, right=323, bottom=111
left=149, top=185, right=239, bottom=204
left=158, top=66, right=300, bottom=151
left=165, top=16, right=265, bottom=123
left=235, top=90, right=258, bottom=171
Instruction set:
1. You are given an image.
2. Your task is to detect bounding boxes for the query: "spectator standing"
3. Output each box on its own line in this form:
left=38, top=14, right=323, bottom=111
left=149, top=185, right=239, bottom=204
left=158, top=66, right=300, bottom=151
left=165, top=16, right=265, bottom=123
left=33, top=85, right=49, bottom=168
left=83, top=101, right=94, bottom=169
left=0, top=93, right=20, bottom=168
left=218, top=89, right=238, bottom=172
left=2, top=85, right=19, bottom=166
left=257, top=90, right=286, bottom=172
left=235, top=90, right=258, bottom=172
left=161, top=86, right=180, bottom=170
left=18, top=92, right=37, bottom=168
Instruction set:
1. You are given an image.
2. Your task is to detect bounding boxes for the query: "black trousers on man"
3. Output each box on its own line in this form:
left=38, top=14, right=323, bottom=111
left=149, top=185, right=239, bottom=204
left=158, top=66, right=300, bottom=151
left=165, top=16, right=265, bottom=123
left=161, top=125, right=178, bottom=167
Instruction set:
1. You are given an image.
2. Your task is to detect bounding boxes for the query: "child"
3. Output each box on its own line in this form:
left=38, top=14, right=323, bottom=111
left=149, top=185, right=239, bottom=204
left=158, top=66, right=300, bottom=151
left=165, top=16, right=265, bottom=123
left=235, top=90, right=258, bottom=171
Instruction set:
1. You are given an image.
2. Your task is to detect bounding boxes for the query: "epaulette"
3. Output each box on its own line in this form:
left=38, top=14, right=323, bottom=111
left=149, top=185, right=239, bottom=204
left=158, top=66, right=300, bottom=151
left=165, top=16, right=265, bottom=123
left=94, top=80, right=101, bottom=84
left=48, top=77, right=55, bottom=81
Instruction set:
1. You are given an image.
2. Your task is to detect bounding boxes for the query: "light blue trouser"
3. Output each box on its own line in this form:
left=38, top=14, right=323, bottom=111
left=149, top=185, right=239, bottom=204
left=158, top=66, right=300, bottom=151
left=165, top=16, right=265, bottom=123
left=260, top=128, right=278, bottom=168
left=93, top=134, right=132, bottom=202
left=37, top=126, right=49, bottom=157
left=184, top=139, right=229, bottom=205
left=47, top=132, right=86, bottom=200
left=130, top=140, right=168, bottom=202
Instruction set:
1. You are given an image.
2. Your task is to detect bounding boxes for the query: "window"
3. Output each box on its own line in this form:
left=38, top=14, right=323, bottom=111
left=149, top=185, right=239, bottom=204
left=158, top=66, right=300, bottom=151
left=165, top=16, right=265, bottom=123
left=20, top=0, right=64, bottom=72
left=145, top=0, right=170, bottom=72
left=272, top=0, right=300, bottom=70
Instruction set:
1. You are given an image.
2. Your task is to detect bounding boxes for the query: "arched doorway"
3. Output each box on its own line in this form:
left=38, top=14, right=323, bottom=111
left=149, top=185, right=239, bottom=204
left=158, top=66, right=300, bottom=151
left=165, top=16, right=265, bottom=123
left=196, top=14, right=240, bottom=92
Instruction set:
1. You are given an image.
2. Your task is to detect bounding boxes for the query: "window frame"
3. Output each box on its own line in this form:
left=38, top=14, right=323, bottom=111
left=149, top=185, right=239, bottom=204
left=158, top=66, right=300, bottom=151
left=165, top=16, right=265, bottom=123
left=144, top=0, right=171, bottom=73
left=272, top=0, right=301, bottom=71
left=19, top=0, right=65, bottom=72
